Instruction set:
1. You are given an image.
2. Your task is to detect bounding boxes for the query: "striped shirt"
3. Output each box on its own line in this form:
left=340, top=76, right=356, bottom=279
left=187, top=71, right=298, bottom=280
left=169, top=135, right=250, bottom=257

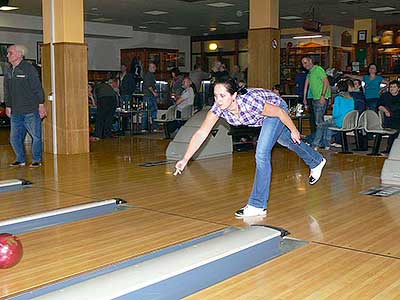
left=210, top=88, right=282, bottom=127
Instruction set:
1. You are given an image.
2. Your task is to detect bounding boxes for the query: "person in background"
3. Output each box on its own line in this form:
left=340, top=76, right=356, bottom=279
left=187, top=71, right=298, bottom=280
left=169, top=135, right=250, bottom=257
left=142, top=62, right=159, bottom=132
left=294, top=66, right=308, bottom=102
left=170, top=67, right=184, bottom=96
left=4, top=44, right=46, bottom=168
left=119, top=64, right=135, bottom=109
left=271, top=84, right=281, bottom=96
left=378, top=80, right=400, bottom=153
left=347, top=78, right=367, bottom=150
left=312, top=80, right=354, bottom=150
left=167, top=76, right=195, bottom=136
left=231, top=65, right=244, bottom=83
left=91, top=80, right=118, bottom=141
left=344, top=63, right=388, bottom=111
left=302, top=56, right=332, bottom=147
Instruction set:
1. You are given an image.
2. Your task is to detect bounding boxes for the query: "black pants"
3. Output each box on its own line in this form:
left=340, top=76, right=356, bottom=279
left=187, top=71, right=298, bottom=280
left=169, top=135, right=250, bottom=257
left=94, top=96, right=117, bottom=139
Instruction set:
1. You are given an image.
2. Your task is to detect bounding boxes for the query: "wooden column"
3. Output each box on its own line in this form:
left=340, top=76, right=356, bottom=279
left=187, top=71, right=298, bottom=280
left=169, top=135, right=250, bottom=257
left=248, top=0, right=280, bottom=89
left=42, top=0, right=89, bottom=154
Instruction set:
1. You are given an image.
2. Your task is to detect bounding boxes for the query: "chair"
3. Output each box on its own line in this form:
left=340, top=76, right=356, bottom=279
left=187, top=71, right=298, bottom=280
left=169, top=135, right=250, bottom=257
left=358, top=110, right=398, bottom=156
left=328, top=110, right=359, bottom=154
left=155, top=104, right=194, bottom=138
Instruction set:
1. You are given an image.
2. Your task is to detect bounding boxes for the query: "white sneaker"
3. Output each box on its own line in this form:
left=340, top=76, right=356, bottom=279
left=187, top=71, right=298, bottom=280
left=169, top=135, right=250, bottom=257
left=309, top=158, right=326, bottom=185
left=235, top=205, right=267, bottom=218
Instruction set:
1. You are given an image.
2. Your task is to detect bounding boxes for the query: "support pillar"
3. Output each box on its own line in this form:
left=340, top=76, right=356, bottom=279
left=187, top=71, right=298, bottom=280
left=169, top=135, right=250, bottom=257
left=42, top=0, right=89, bottom=154
left=248, top=0, right=280, bottom=89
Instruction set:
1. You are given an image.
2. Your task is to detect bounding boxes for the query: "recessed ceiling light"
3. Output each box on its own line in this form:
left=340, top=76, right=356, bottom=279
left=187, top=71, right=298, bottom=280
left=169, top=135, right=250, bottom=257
left=280, top=16, right=302, bottom=20
left=91, top=17, right=113, bottom=22
left=207, top=2, right=234, bottom=8
left=143, top=20, right=168, bottom=24
left=168, top=26, right=187, bottom=30
left=139, top=26, right=147, bottom=29
left=219, top=21, right=240, bottom=25
left=144, top=10, right=168, bottom=15
left=370, top=7, right=396, bottom=12
left=0, top=6, right=19, bottom=11
left=293, top=35, right=323, bottom=39
left=209, top=27, right=217, bottom=31
left=384, top=10, right=400, bottom=15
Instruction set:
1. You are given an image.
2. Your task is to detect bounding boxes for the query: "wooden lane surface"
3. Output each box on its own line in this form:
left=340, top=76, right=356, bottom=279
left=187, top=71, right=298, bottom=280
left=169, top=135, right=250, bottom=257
left=32, top=139, right=399, bottom=258
left=186, top=243, right=400, bottom=300
left=0, top=208, right=224, bottom=299
left=2, top=137, right=398, bottom=258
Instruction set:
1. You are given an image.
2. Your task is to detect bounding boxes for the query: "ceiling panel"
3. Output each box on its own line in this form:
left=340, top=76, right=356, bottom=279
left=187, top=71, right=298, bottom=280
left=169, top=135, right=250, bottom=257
left=6, top=0, right=400, bottom=36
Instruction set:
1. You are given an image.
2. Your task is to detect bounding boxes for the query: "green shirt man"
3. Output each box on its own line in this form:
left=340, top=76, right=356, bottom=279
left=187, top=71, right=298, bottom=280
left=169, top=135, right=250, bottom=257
left=306, top=65, right=331, bottom=101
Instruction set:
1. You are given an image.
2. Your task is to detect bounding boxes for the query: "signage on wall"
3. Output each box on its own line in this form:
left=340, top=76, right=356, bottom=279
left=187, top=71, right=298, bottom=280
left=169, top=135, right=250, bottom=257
left=271, top=39, right=278, bottom=49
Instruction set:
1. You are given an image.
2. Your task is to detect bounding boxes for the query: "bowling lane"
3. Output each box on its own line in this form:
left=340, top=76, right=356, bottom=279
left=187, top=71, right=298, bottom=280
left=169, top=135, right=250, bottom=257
left=0, top=208, right=224, bottom=299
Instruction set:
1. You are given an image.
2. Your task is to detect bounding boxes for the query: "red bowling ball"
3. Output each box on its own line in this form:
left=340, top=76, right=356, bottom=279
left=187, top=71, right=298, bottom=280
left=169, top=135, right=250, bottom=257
left=0, top=233, right=23, bottom=269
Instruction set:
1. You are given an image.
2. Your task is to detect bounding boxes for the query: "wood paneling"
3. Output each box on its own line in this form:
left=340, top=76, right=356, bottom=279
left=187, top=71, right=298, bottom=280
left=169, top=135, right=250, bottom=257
left=42, top=43, right=89, bottom=155
left=248, top=28, right=280, bottom=89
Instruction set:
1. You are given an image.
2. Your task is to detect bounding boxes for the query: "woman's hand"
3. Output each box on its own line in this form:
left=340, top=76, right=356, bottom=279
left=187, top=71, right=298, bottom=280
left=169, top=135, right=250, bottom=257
left=291, top=129, right=301, bottom=144
left=174, top=158, right=189, bottom=176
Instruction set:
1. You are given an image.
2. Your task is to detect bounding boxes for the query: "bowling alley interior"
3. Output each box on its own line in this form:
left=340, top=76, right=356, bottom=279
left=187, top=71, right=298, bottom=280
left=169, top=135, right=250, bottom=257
left=1, top=0, right=400, bottom=299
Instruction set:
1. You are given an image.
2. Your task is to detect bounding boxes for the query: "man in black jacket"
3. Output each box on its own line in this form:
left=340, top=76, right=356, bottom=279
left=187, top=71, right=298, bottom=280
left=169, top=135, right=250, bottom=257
left=4, top=44, right=46, bottom=167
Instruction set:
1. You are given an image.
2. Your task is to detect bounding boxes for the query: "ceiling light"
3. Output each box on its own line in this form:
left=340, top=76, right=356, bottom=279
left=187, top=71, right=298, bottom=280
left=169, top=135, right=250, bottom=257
left=369, top=7, right=396, bottom=12
left=138, top=26, right=147, bottom=29
left=0, top=6, right=18, bottom=11
left=91, top=7, right=98, bottom=11
left=144, top=10, right=168, bottom=15
left=168, top=26, right=187, bottom=30
left=91, top=17, right=113, bottom=22
left=209, top=43, right=218, bottom=51
left=293, top=35, right=323, bottom=39
left=219, top=21, right=240, bottom=25
left=209, top=27, right=217, bottom=31
left=280, top=16, right=302, bottom=20
left=340, top=11, right=348, bottom=14
left=207, top=2, right=234, bottom=8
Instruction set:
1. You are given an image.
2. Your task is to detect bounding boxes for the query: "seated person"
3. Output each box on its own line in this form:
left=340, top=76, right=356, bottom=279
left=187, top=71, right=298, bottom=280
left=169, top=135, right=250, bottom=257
left=378, top=80, right=400, bottom=152
left=347, top=79, right=366, bottom=113
left=312, top=80, right=355, bottom=150
left=167, top=76, right=195, bottom=135
left=347, top=78, right=367, bottom=150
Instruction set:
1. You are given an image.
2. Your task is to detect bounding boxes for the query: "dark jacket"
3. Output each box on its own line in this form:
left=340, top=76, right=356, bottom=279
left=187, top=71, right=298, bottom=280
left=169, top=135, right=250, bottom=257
left=119, top=72, right=135, bottom=96
left=4, top=60, right=45, bottom=115
left=349, top=91, right=366, bottom=113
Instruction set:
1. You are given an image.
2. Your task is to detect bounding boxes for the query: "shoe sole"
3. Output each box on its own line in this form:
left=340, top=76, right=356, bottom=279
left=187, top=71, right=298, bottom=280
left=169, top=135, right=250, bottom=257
left=309, top=158, right=326, bottom=185
left=234, top=211, right=267, bottom=218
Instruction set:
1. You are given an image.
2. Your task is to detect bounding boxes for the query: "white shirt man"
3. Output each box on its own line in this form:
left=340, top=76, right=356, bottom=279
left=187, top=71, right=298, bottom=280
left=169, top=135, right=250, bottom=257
left=175, top=77, right=194, bottom=112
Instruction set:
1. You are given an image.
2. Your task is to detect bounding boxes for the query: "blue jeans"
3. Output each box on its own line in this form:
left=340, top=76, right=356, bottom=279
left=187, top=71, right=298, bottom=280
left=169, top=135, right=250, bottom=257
left=248, top=103, right=323, bottom=209
left=312, top=100, right=328, bottom=148
left=10, top=112, right=42, bottom=163
left=142, top=95, right=158, bottom=130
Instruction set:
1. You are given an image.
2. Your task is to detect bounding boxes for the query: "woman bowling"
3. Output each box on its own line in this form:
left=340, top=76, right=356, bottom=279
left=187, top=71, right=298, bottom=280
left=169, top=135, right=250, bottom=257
left=174, top=77, right=326, bottom=218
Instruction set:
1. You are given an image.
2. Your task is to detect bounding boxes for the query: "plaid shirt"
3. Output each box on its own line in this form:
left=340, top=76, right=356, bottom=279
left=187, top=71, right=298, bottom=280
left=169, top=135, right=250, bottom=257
left=211, top=88, right=282, bottom=127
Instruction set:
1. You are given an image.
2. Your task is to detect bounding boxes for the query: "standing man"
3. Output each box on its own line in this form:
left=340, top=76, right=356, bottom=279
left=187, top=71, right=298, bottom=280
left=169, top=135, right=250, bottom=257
left=142, top=62, right=158, bottom=132
left=119, top=63, right=134, bottom=108
left=302, top=56, right=331, bottom=149
left=4, top=44, right=46, bottom=167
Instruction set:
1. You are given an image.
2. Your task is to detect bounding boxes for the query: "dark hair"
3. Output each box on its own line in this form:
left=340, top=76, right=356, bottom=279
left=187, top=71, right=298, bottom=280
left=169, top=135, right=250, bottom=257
left=345, top=79, right=354, bottom=88
left=336, top=80, right=349, bottom=93
left=272, top=84, right=281, bottom=91
left=214, top=77, right=247, bottom=95
left=389, top=80, right=400, bottom=88
left=170, top=67, right=180, bottom=76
